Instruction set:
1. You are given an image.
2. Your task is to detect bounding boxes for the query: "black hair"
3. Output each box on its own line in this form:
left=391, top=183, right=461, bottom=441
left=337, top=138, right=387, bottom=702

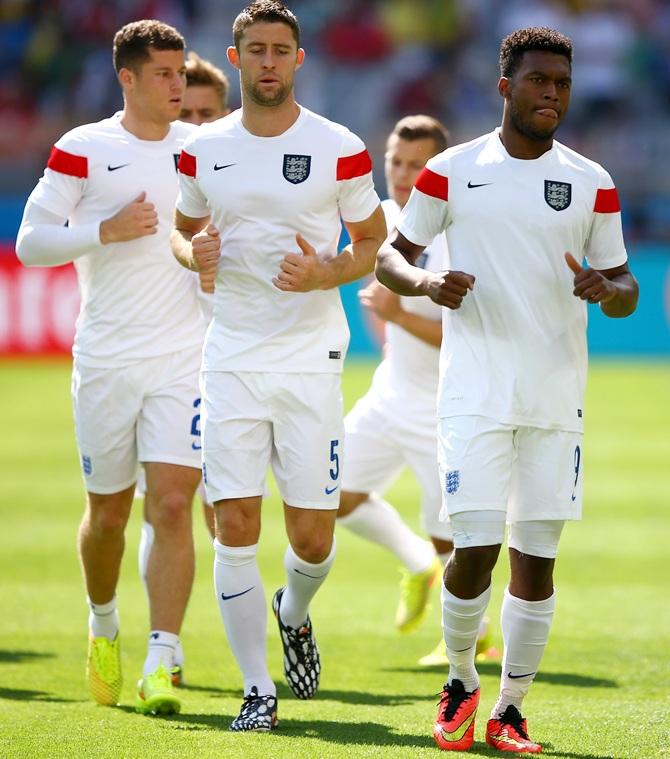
left=499, top=27, right=572, bottom=78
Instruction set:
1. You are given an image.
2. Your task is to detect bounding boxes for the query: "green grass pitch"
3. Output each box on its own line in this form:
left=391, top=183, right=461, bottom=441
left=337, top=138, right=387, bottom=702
left=0, top=359, right=668, bottom=758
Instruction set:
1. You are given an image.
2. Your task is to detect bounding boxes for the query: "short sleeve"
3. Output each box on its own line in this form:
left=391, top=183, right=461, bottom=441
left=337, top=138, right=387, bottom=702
left=396, top=156, right=449, bottom=247
left=175, top=145, right=210, bottom=220
left=29, top=130, right=88, bottom=219
left=336, top=130, right=380, bottom=223
left=584, top=166, right=627, bottom=270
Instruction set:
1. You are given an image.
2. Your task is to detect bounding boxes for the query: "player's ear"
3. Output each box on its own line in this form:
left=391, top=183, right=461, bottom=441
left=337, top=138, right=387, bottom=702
left=295, top=47, right=305, bottom=70
left=227, top=46, right=240, bottom=70
left=118, top=67, right=135, bottom=89
left=498, top=76, right=511, bottom=99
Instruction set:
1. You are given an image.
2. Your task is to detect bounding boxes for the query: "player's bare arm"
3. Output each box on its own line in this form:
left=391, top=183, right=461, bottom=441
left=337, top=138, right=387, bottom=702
left=272, top=205, right=387, bottom=292
left=359, top=280, right=442, bottom=347
left=171, top=209, right=219, bottom=294
left=377, top=229, right=475, bottom=309
left=565, top=252, right=638, bottom=317
left=99, top=192, right=158, bottom=244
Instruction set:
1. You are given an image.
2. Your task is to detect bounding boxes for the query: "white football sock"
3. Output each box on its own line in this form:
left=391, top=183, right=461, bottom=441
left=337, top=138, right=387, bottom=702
left=337, top=494, right=435, bottom=574
left=280, top=541, right=336, bottom=629
left=491, top=588, right=556, bottom=718
left=442, top=583, right=491, bottom=692
left=213, top=539, right=274, bottom=697
left=138, top=520, right=154, bottom=591
left=143, top=630, right=179, bottom=676
left=88, top=596, right=119, bottom=640
left=173, top=639, right=184, bottom=668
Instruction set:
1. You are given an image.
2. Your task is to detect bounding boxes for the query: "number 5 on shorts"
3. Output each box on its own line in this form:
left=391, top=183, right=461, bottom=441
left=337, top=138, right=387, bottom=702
left=329, top=439, right=339, bottom=481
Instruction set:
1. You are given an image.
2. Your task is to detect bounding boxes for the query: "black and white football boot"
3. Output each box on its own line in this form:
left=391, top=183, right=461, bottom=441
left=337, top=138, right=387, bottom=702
left=272, top=587, right=321, bottom=699
left=229, top=686, right=278, bottom=732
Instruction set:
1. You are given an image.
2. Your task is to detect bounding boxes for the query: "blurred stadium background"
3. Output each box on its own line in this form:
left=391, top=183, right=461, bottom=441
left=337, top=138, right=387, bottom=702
left=1, top=0, right=669, bottom=356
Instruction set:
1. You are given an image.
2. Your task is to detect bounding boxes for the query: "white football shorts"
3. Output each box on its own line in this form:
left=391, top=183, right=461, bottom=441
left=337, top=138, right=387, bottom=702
left=72, top=346, right=202, bottom=494
left=438, top=415, right=583, bottom=522
left=201, top=371, right=344, bottom=509
left=343, top=395, right=450, bottom=540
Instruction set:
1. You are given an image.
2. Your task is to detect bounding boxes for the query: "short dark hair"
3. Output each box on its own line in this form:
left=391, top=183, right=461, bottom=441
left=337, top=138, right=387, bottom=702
left=113, top=19, right=185, bottom=73
left=389, top=114, right=449, bottom=154
left=499, top=27, right=572, bottom=78
left=186, top=52, right=229, bottom=110
left=233, top=1, right=301, bottom=50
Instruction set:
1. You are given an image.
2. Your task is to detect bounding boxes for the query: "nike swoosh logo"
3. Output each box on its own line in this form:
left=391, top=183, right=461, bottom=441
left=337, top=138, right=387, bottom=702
left=214, top=163, right=236, bottom=171
left=324, top=485, right=339, bottom=495
left=294, top=568, right=328, bottom=579
left=107, top=163, right=130, bottom=171
left=508, top=671, right=536, bottom=679
left=440, top=708, right=477, bottom=743
left=467, top=181, right=492, bottom=188
left=221, top=586, right=254, bottom=601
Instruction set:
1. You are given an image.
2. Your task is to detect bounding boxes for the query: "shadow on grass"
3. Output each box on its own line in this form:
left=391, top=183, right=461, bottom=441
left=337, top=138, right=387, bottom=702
left=179, top=683, right=238, bottom=695
left=0, top=686, right=76, bottom=703
left=462, top=742, right=615, bottom=759
left=0, top=650, right=56, bottom=664
left=128, top=710, right=433, bottom=748
left=115, top=707, right=614, bottom=756
left=385, top=662, right=617, bottom=689
left=170, top=682, right=428, bottom=705
left=276, top=683, right=425, bottom=705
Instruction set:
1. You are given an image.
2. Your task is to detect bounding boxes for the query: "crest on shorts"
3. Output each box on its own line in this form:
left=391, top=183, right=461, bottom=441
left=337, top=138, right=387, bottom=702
left=82, top=455, right=93, bottom=476
left=544, top=180, right=571, bottom=211
left=283, top=154, right=311, bottom=184
left=446, top=470, right=460, bottom=495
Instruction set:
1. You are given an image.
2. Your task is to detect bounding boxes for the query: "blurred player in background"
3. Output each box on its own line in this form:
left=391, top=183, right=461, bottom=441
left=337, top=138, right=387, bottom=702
left=16, top=20, right=205, bottom=716
left=180, top=51, right=231, bottom=126
left=136, top=48, right=231, bottom=684
left=171, top=0, right=385, bottom=732
left=338, top=115, right=497, bottom=666
left=377, top=26, right=638, bottom=753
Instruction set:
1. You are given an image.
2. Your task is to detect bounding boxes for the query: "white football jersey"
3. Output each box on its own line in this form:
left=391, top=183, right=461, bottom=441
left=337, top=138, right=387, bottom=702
left=367, top=198, right=445, bottom=418
left=176, top=107, right=380, bottom=374
left=27, top=115, right=206, bottom=367
left=397, top=128, right=628, bottom=432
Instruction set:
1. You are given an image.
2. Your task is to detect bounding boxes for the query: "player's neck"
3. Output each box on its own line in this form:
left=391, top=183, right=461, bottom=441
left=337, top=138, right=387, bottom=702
left=240, top=97, right=300, bottom=137
left=499, top=123, right=554, bottom=160
left=120, top=108, right=171, bottom=141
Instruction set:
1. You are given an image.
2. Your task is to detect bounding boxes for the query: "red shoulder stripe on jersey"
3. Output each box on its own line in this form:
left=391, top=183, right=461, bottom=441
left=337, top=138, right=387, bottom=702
left=47, top=146, right=88, bottom=178
left=178, top=150, right=196, bottom=177
left=337, top=149, right=372, bottom=180
left=593, top=187, right=620, bottom=213
left=415, top=167, right=448, bottom=201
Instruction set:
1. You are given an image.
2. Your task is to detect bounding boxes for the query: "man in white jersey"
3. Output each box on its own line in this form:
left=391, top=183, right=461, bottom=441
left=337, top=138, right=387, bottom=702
left=339, top=115, right=448, bottom=634
left=339, top=115, right=499, bottom=665
left=136, top=49, right=232, bottom=686
left=171, top=1, right=386, bottom=732
left=15, top=20, right=206, bottom=716
left=376, top=27, right=638, bottom=754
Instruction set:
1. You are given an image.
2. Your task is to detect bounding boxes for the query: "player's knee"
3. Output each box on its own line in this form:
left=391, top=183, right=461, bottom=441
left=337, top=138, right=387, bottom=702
left=216, top=507, right=260, bottom=545
left=150, top=491, right=192, bottom=531
left=85, top=506, right=127, bottom=537
left=290, top=534, right=333, bottom=564
left=451, top=544, right=501, bottom=578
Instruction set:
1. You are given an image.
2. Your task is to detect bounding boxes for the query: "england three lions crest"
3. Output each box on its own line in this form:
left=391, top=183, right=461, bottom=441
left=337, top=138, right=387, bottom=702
left=544, top=180, right=571, bottom=211
left=283, top=154, right=311, bottom=184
